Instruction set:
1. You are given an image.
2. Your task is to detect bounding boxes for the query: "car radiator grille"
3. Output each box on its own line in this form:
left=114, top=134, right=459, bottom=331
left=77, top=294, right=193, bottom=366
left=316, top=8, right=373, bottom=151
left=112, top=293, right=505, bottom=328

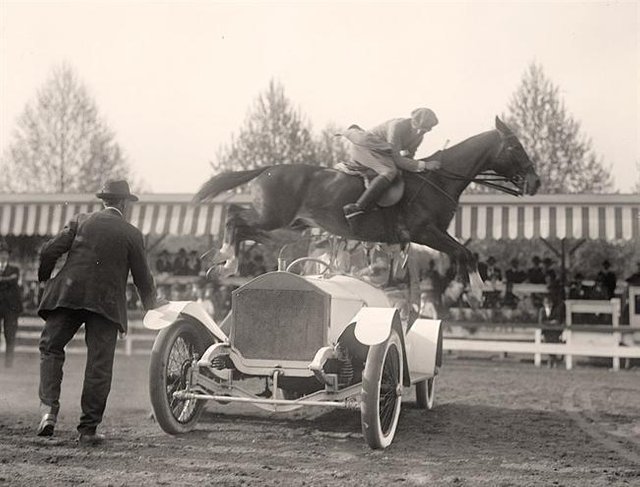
left=231, top=288, right=327, bottom=361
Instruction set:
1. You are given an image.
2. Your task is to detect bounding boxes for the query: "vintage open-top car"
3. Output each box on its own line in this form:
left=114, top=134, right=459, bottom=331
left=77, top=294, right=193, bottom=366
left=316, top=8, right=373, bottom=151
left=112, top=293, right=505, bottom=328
left=144, top=252, right=443, bottom=449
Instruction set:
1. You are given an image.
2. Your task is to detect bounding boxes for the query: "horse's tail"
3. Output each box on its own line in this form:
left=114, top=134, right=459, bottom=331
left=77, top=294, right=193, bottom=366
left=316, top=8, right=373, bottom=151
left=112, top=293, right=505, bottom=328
left=193, top=166, right=272, bottom=202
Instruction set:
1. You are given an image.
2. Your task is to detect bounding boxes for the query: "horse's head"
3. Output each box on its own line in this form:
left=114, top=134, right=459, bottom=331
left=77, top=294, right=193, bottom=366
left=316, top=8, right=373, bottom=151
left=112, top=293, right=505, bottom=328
left=489, top=116, right=540, bottom=196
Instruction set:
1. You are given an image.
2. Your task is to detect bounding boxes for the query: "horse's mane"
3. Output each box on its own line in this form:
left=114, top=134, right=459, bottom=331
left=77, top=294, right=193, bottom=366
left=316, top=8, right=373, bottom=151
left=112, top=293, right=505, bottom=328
left=419, top=130, right=497, bottom=162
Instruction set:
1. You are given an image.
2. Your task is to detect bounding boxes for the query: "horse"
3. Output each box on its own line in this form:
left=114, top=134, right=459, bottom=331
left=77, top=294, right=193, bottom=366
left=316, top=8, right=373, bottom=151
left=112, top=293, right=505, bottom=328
left=194, top=116, right=540, bottom=297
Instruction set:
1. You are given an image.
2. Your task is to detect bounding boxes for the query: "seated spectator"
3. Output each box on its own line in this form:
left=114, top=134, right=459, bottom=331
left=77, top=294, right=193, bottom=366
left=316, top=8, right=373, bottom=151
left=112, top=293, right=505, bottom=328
left=500, top=258, right=527, bottom=313
left=505, top=258, right=526, bottom=284
left=173, top=248, right=189, bottom=276
left=538, top=293, right=565, bottom=368
left=542, top=257, right=558, bottom=287
left=589, top=282, right=609, bottom=300
left=186, top=250, right=202, bottom=276
left=568, top=272, right=588, bottom=299
left=155, top=250, right=173, bottom=274
left=484, top=256, right=502, bottom=282
left=527, top=255, right=547, bottom=308
left=527, top=255, right=546, bottom=284
left=502, top=283, right=520, bottom=310
left=170, top=283, right=187, bottom=300
left=596, top=260, right=617, bottom=299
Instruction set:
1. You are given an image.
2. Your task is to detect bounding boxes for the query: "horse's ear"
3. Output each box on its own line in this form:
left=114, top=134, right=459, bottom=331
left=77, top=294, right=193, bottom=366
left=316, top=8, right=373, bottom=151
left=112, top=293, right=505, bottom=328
left=495, top=116, right=512, bottom=135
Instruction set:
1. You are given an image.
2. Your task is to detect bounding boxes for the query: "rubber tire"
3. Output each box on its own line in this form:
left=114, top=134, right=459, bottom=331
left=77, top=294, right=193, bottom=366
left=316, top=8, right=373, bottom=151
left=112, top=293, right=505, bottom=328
left=149, top=319, right=213, bottom=435
left=415, top=376, right=436, bottom=410
left=361, top=329, right=404, bottom=449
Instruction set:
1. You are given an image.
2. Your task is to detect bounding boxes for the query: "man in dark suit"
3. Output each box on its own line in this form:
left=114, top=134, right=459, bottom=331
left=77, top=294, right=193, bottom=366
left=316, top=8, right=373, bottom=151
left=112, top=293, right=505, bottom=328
left=37, top=180, right=160, bottom=445
left=0, top=240, right=22, bottom=368
left=527, top=255, right=546, bottom=284
left=596, top=260, right=617, bottom=300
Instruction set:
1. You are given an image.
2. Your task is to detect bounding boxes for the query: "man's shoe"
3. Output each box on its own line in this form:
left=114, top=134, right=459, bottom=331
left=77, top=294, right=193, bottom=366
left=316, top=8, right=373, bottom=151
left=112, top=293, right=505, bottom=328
left=78, top=432, right=106, bottom=446
left=36, top=413, right=57, bottom=437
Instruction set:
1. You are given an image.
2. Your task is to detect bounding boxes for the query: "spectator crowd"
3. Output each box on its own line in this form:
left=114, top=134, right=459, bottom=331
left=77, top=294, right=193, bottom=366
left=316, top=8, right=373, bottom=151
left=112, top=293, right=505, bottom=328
left=2, top=232, right=639, bottom=371
left=417, top=253, right=628, bottom=325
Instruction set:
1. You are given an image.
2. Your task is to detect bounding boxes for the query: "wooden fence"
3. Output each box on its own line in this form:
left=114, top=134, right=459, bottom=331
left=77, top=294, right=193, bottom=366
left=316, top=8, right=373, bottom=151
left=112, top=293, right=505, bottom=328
left=8, top=299, right=640, bottom=371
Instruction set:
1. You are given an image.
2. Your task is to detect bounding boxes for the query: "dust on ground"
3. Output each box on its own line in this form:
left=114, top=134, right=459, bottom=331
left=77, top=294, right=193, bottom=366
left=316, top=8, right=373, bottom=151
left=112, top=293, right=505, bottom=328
left=1, top=353, right=639, bottom=486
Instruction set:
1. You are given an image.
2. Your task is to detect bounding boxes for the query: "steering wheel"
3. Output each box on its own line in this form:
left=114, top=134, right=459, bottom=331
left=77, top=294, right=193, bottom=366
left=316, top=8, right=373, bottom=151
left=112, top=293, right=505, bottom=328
left=285, top=257, right=333, bottom=275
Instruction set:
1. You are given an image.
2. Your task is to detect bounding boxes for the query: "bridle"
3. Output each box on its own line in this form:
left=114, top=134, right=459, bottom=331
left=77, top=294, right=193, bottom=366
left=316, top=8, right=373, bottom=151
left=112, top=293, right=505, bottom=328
left=422, top=132, right=534, bottom=197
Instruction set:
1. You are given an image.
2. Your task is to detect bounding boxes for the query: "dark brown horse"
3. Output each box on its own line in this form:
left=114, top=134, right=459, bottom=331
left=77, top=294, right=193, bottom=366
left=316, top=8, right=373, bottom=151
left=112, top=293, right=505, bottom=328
left=194, top=117, right=540, bottom=295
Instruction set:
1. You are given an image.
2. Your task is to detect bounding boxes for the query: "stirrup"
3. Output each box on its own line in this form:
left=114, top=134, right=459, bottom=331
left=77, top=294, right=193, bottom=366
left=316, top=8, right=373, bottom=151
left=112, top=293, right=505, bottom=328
left=343, top=204, right=364, bottom=219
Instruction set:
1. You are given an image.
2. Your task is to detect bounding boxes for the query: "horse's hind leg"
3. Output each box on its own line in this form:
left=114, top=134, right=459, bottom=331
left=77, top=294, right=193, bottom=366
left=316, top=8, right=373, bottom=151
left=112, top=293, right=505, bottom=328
left=212, top=205, right=287, bottom=277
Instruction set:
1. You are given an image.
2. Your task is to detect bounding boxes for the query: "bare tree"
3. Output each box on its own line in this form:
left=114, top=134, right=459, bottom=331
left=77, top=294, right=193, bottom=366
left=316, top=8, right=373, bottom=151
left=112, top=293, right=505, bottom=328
left=0, top=64, right=131, bottom=193
left=214, top=80, right=318, bottom=173
left=315, top=123, right=350, bottom=168
left=502, top=62, right=612, bottom=194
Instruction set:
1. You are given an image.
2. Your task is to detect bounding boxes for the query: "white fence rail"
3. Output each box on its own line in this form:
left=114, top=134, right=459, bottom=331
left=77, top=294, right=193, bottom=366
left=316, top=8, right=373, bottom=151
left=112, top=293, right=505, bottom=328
left=9, top=299, right=640, bottom=370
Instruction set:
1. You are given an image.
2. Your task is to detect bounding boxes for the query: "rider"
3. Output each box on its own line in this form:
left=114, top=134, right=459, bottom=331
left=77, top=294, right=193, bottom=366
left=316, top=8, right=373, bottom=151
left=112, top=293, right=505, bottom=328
left=341, top=107, right=442, bottom=221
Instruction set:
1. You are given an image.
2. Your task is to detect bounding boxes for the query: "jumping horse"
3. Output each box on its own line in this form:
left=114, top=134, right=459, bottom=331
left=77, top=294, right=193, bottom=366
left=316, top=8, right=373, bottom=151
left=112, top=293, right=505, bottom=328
left=194, top=117, right=541, bottom=298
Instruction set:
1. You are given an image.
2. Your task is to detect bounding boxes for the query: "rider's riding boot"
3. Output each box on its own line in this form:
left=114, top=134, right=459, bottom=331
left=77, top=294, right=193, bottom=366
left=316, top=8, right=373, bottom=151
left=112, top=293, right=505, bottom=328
left=343, top=175, right=392, bottom=220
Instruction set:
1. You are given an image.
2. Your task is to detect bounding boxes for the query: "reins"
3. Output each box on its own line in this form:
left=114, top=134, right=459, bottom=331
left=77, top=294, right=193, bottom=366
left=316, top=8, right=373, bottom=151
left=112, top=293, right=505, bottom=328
left=429, top=163, right=526, bottom=197
left=410, top=173, right=459, bottom=207
left=414, top=131, right=528, bottom=197
left=435, top=168, right=523, bottom=196
left=410, top=168, right=523, bottom=206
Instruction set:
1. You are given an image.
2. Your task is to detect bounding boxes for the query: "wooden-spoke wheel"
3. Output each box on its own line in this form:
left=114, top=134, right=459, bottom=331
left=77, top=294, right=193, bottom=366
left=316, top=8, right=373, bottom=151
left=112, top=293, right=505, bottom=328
left=361, top=330, right=404, bottom=449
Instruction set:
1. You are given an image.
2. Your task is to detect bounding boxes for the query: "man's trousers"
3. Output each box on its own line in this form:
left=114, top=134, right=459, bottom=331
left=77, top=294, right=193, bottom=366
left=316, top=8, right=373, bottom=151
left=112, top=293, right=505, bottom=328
left=39, top=308, right=118, bottom=434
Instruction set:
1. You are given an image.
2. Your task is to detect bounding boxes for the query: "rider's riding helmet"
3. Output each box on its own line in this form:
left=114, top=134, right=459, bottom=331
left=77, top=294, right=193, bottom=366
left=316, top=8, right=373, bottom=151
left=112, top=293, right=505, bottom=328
left=411, top=108, right=438, bottom=131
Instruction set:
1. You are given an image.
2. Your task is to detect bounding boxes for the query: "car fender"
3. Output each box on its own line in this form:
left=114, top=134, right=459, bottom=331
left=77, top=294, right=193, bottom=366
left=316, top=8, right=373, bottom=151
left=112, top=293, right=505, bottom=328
left=405, top=319, right=443, bottom=382
left=351, top=307, right=400, bottom=346
left=143, top=300, right=228, bottom=342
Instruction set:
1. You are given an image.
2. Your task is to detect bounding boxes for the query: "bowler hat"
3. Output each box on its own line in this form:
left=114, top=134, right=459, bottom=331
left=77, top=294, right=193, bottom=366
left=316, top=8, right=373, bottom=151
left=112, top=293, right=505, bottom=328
left=96, top=180, right=138, bottom=202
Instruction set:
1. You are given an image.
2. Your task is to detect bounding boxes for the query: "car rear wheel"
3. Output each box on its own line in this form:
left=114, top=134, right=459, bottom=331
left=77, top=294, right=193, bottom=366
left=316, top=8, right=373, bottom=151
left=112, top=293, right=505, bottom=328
left=361, top=329, right=403, bottom=449
left=415, top=376, right=436, bottom=410
left=149, top=319, right=213, bottom=434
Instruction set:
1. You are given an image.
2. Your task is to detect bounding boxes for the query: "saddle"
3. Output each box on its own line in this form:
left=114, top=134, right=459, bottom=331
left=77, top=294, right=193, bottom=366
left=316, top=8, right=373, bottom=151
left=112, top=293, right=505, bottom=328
left=335, top=162, right=405, bottom=207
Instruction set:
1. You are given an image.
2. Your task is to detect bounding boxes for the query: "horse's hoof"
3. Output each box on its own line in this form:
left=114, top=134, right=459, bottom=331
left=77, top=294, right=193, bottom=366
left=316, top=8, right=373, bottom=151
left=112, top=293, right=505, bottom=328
left=218, top=260, right=239, bottom=279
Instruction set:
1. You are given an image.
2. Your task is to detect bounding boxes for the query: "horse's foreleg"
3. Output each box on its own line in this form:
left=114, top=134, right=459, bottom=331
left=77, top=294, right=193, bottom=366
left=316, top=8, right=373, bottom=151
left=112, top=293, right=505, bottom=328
left=413, top=224, right=483, bottom=304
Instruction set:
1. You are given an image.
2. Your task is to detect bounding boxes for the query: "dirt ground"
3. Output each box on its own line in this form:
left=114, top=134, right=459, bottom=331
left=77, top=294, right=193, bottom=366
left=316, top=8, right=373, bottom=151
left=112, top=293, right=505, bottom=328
left=1, top=352, right=639, bottom=487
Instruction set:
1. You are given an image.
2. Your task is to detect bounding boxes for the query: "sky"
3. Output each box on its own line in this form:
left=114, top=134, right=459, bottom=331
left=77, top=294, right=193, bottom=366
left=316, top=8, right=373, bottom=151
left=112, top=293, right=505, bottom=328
left=1, top=0, right=638, bottom=194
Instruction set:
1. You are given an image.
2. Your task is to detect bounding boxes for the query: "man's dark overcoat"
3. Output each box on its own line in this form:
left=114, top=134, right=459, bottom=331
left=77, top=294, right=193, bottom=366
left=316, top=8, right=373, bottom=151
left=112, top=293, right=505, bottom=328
left=38, top=208, right=156, bottom=332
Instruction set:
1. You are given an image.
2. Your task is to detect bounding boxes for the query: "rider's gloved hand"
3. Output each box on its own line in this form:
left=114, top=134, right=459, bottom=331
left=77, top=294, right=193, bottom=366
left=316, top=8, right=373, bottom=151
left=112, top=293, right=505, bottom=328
left=419, top=160, right=442, bottom=171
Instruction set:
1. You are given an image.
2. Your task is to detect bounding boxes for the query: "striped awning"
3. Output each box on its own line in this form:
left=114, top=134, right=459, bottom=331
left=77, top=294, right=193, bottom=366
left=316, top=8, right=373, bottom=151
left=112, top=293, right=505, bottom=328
left=449, top=194, right=639, bottom=241
left=0, top=192, right=638, bottom=241
left=0, top=193, right=242, bottom=238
